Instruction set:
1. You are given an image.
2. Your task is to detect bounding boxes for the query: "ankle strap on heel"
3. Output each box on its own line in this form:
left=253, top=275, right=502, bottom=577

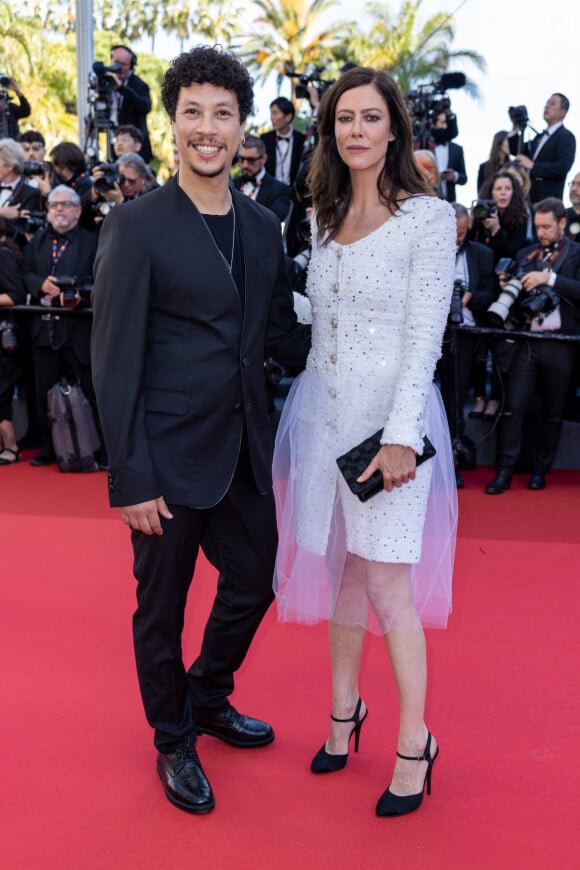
left=396, top=732, right=433, bottom=763
left=330, top=697, right=362, bottom=724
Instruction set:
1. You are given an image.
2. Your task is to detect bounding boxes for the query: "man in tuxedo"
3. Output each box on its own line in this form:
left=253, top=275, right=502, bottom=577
left=509, top=93, right=576, bottom=203
left=431, top=111, right=467, bottom=202
left=260, top=97, right=306, bottom=187
left=233, top=135, right=291, bottom=223
left=437, top=203, right=496, bottom=485
left=486, top=198, right=580, bottom=494
left=107, top=45, right=153, bottom=163
left=91, top=46, right=310, bottom=815
left=0, top=137, right=43, bottom=244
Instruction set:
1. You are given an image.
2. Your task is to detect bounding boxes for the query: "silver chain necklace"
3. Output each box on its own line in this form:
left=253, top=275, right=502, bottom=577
left=202, top=188, right=236, bottom=273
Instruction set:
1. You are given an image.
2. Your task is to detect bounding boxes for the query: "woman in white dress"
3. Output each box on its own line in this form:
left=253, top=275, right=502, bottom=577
left=273, top=68, right=457, bottom=817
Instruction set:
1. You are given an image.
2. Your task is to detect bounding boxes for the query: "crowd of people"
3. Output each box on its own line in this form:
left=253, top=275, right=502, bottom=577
left=2, top=41, right=579, bottom=822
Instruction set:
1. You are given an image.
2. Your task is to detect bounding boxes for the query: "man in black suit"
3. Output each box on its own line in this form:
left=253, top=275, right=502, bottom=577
left=509, top=93, right=576, bottom=203
left=260, top=97, right=306, bottom=187
left=91, top=47, right=310, bottom=815
left=21, top=185, right=102, bottom=467
left=437, top=203, right=496, bottom=484
left=107, top=45, right=153, bottom=163
left=486, top=198, right=580, bottom=494
left=431, top=111, right=467, bottom=202
left=233, top=135, right=291, bottom=223
left=0, top=77, right=31, bottom=140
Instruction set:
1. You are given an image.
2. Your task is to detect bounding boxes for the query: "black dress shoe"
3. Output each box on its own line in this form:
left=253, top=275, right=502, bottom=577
left=196, top=704, right=274, bottom=748
left=528, top=471, right=546, bottom=490
left=29, top=450, right=57, bottom=467
left=157, top=737, right=215, bottom=814
left=486, top=468, right=512, bottom=495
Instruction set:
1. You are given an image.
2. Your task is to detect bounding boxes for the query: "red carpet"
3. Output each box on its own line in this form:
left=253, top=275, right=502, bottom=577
left=1, top=459, right=579, bottom=869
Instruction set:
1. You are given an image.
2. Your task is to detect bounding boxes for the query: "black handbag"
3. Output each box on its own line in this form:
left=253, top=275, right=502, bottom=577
left=337, top=431, right=436, bottom=502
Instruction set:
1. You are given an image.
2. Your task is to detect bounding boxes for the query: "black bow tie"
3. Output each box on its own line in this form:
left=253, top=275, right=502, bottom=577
left=276, top=133, right=291, bottom=142
left=242, top=175, right=258, bottom=186
left=0, top=184, right=14, bottom=190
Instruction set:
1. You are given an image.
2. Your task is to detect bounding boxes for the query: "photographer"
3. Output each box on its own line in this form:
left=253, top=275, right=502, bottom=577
left=471, top=171, right=530, bottom=264
left=22, top=185, right=104, bottom=467
left=0, top=229, right=25, bottom=466
left=17, top=130, right=52, bottom=196
left=107, top=45, right=152, bottom=163
left=508, top=94, right=576, bottom=203
left=233, top=135, right=291, bottom=223
left=0, top=76, right=31, bottom=140
left=90, top=152, right=157, bottom=222
left=431, top=110, right=467, bottom=202
left=437, top=203, right=496, bottom=486
left=486, top=198, right=580, bottom=494
left=0, top=138, right=43, bottom=246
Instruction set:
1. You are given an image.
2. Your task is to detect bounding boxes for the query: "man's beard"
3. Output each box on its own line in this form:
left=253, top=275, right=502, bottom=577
left=187, top=160, right=228, bottom=180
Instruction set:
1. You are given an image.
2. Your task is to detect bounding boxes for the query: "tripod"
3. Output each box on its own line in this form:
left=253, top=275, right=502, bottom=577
left=83, top=74, right=115, bottom=167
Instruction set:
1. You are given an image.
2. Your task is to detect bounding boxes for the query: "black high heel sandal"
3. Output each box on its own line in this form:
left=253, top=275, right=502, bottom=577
left=375, top=731, right=439, bottom=817
left=310, top=698, right=368, bottom=774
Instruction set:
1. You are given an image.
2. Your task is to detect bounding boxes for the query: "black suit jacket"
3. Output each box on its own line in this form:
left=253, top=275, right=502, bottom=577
left=510, top=126, right=576, bottom=202
left=462, top=240, right=496, bottom=324
left=516, top=238, right=580, bottom=333
left=439, top=142, right=467, bottom=203
left=91, top=178, right=310, bottom=508
left=233, top=172, right=292, bottom=222
left=117, top=73, right=152, bottom=163
left=22, top=224, right=98, bottom=362
left=260, top=129, right=306, bottom=186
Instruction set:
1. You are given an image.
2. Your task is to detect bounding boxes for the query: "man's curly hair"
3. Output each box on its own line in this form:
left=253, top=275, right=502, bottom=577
left=162, top=45, right=254, bottom=123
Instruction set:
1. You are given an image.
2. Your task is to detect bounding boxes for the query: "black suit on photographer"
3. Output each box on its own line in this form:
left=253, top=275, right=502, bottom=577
left=487, top=198, right=580, bottom=491
left=438, top=204, right=496, bottom=450
left=508, top=94, right=576, bottom=204
left=22, top=185, right=103, bottom=466
left=0, top=78, right=31, bottom=140
left=108, top=46, right=152, bottom=163
left=0, top=138, right=43, bottom=247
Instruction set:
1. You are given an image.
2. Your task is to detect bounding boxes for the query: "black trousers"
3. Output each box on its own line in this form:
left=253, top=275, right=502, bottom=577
left=495, top=338, right=577, bottom=472
left=438, top=328, right=479, bottom=441
left=131, top=449, right=277, bottom=753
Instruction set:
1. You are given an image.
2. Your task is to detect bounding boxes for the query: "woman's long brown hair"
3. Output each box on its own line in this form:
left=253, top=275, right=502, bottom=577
left=308, top=67, right=434, bottom=244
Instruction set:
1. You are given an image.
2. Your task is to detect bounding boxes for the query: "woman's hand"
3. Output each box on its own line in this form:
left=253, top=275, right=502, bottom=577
left=483, top=213, right=500, bottom=236
left=357, top=443, right=416, bottom=493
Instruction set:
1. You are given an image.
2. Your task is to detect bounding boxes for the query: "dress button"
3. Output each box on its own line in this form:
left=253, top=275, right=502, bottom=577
left=331, top=317, right=338, bottom=328
left=332, top=283, right=339, bottom=294
left=329, top=388, right=337, bottom=398
left=337, top=249, right=343, bottom=258
left=330, top=353, right=338, bottom=363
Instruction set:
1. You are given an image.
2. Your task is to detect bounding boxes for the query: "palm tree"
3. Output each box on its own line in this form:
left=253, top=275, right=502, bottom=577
left=236, top=0, right=346, bottom=101
left=0, top=0, right=33, bottom=72
left=337, top=0, right=485, bottom=97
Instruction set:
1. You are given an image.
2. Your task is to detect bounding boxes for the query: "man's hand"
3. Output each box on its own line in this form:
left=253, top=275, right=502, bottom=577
left=120, top=497, right=174, bottom=535
left=357, top=443, right=416, bottom=493
left=441, top=169, right=456, bottom=181
left=40, top=275, right=61, bottom=298
left=515, top=154, right=533, bottom=171
left=521, top=271, right=549, bottom=292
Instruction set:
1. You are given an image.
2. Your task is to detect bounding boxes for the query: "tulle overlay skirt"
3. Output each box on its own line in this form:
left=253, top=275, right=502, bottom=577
left=273, top=372, right=457, bottom=634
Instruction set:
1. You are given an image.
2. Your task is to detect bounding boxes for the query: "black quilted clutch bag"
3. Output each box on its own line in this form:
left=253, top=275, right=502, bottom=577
left=337, top=431, right=436, bottom=502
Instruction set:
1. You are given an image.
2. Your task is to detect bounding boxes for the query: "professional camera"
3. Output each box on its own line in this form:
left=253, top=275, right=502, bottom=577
left=283, top=64, right=335, bottom=102
left=22, top=160, right=48, bottom=177
left=52, top=276, right=93, bottom=308
left=0, top=319, right=17, bottom=354
left=472, top=199, right=498, bottom=221
left=92, top=60, right=123, bottom=88
left=405, top=72, right=466, bottom=149
left=0, top=74, right=11, bottom=88
left=516, top=285, right=560, bottom=327
left=508, top=105, right=529, bottom=131
left=487, top=260, right=525, bottom=327
left=448, top=279, right=468, bottom=325
left=22, top=209, right=47, bottom=234
left=93, top=163, right=123, bottom=193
